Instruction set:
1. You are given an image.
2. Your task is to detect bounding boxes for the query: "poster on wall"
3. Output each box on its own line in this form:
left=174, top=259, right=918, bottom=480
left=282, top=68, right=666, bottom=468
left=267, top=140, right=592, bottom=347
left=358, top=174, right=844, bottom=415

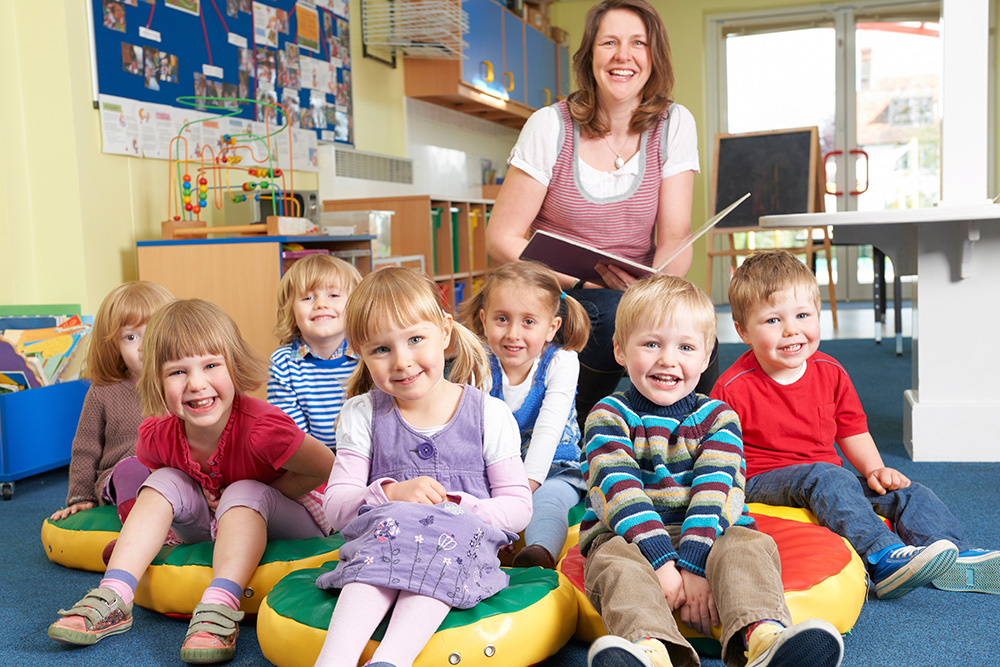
left=90, top=0, right=353, bottom=162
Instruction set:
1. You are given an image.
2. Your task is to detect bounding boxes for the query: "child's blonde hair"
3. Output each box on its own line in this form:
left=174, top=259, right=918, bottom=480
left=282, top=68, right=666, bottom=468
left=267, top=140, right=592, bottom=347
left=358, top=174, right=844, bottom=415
left=728, top=250, right=821, bottom=329
left=458, top=261, right=591, bottom=352
left=87, top=281, right=174, bottom=385
left=274, top=254, right=363, bottom=345
left=344, top=267, right=488, bottom=397
left=613, top=274, right=717, bottom=351
left=138, top=299, right=268, bottom=417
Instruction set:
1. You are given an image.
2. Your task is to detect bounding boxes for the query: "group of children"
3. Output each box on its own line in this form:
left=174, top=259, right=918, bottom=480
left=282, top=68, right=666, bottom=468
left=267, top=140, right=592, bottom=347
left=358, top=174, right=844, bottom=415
left=45, top=249, right=998, bottom=667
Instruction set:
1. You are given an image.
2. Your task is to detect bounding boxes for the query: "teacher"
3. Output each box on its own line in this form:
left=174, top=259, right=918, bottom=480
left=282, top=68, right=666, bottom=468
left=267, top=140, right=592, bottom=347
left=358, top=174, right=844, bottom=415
left=486, top=0, right=716, bottom=426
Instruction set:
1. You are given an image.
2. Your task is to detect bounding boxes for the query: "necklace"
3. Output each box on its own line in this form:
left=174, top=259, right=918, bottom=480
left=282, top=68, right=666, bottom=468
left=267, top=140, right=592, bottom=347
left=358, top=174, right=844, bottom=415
left=604, top=133, right=630, bottom=169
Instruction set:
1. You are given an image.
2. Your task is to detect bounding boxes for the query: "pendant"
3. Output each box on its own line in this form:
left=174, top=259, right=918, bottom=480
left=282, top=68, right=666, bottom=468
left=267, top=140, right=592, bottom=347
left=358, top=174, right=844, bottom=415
left=614, top=156, right=624, bottom=169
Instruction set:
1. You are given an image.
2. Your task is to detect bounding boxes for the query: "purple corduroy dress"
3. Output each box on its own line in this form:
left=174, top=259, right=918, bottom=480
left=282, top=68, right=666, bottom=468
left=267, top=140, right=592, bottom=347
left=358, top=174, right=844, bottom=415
left=316, top=385, right=516, bottom=609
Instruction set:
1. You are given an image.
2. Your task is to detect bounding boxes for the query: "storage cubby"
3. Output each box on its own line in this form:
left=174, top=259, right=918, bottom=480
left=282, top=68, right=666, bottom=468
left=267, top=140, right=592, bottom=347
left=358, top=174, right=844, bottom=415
left=322, top=196, right=496, bottom=313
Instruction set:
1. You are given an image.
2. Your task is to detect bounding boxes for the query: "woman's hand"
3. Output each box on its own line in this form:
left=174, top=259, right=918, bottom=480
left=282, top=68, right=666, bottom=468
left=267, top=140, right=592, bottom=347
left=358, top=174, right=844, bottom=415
left=594, top=263, right=643, bottom=291
left=383, top=476, right=448, bottom=505
left=50, top=501, right=95, bottom=521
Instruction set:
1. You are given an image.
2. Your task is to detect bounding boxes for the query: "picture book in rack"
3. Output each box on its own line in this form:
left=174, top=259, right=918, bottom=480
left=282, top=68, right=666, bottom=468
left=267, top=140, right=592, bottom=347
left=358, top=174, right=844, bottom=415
left=519, top=193, right=750, bottom=285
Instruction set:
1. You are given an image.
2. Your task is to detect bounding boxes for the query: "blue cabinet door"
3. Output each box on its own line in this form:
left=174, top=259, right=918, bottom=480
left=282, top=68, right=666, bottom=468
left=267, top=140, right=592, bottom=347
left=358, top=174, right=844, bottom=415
left=462, top=0, right=506, bottom=99
left=503, top=9, right=525, bottom=104
left=558, top=44, right=571, bottom=99
left=525, top=25, right=557, bottom=109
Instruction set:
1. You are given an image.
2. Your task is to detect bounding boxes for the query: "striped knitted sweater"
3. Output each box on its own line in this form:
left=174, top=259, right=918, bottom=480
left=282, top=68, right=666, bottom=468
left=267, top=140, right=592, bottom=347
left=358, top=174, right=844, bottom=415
left=579, top=385, right=755, bottom=576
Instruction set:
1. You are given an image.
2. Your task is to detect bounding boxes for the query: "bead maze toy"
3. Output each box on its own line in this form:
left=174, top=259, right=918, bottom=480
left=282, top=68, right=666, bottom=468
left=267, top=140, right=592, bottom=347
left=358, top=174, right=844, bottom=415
left=162, top=96, right=313, bottom=240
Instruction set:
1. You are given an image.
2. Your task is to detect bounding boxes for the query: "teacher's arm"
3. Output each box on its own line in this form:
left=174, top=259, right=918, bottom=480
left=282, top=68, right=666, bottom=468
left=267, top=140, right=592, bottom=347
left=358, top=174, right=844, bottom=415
left=652, top=170, right=695, bottom=278
left=486, top=167, right=590, bottom=289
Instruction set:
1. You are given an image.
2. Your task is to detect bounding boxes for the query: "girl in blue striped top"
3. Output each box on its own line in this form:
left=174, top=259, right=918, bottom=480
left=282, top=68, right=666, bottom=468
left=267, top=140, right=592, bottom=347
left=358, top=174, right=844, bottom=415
left=268, top=254, right=362, bottom=450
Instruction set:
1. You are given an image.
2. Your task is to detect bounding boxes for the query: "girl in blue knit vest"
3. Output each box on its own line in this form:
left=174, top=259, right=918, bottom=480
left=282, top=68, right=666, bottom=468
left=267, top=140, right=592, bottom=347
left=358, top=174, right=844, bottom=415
left=315, top=267, right=532, bottom=667
left=460, top=261, right=591, bottom=568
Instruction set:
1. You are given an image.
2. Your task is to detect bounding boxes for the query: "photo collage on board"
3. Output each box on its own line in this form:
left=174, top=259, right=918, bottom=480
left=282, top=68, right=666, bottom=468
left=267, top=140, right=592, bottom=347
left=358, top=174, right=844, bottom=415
left=98, top=0, right=352, bottom=147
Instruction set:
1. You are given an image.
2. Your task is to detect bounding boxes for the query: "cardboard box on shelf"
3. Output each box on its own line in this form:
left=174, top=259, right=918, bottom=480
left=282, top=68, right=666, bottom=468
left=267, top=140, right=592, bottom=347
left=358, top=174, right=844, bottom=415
left=550, top=26, right=569, bottom=46
left=526, top=6, right=549, bottom=34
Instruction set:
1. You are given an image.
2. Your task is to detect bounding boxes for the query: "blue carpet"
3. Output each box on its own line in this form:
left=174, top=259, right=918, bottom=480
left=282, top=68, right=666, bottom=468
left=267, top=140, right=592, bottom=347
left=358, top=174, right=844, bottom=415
left=2, top=338, right=998, bottom=666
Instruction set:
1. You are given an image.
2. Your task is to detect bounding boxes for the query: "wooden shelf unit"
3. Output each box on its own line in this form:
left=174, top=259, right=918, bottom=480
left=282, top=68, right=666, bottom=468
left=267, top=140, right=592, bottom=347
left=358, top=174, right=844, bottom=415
left=322, top=195, right=495, bottom=313
left=137, top=234, right=374, bottom=398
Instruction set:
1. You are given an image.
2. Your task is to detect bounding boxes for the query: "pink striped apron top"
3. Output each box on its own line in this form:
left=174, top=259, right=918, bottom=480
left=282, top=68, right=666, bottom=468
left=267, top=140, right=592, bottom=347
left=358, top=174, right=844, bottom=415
left=532, top=100, right=671, bottom=266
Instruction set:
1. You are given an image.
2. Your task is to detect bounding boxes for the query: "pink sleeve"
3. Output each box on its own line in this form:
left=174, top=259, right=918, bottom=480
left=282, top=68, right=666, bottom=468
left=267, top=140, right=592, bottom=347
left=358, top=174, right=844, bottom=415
left=321, top=449, right=393, bottom=531
left=450, top=456, right=532, bottom=533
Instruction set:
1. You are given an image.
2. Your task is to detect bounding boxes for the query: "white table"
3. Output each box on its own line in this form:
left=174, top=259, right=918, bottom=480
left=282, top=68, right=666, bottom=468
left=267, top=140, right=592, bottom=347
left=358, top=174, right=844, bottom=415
left=760, top=202, right=1000, bottom=462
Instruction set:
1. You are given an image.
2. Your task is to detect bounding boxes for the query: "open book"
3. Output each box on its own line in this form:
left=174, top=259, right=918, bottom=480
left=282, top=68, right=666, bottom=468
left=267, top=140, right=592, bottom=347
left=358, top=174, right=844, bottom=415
left=520, top=192, right=750, bottom=285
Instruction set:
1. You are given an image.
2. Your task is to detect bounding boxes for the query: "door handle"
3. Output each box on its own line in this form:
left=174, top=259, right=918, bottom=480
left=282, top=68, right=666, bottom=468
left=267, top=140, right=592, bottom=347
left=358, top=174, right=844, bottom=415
left=824, top=149, right=869, bottom=196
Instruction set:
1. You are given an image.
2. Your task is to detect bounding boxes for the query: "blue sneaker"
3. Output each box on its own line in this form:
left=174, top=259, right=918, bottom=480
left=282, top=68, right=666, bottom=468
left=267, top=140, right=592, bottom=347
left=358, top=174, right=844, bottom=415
left=932, top=549, right=1000, bottom=595
left=871, top=540, right=958, bottom=599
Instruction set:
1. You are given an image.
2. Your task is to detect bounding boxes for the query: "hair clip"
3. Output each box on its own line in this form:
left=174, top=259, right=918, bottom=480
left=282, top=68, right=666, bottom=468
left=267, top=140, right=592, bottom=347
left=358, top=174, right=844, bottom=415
left=560, top=291, right=566, bottom=300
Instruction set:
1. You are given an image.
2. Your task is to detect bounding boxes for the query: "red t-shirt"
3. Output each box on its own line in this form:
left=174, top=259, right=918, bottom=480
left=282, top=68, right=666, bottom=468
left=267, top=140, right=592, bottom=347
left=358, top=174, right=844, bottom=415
left=137, top=395, right=305, bottom=494
left=711, top=350, right=868, bottom=479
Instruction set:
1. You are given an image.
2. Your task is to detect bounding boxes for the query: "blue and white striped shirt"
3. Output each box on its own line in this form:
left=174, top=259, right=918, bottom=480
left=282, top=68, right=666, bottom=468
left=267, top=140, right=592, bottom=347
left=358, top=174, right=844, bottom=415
left=267, top=338, right=358, bottom=450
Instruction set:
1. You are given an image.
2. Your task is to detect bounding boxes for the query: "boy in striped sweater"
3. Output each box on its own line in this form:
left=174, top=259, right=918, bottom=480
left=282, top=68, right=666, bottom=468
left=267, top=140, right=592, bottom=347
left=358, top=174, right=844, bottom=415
left=581, top=275, right=842, bottom=667
left=268, top=254, right=362, bottom=451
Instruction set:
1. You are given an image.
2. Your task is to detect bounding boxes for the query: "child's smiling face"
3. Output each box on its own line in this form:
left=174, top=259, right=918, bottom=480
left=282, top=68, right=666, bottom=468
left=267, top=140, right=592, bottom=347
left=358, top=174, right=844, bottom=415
left=479, top=284, right=561, bottom=385
left=162, top=353, right=235, bottom=437
left=735, top=286, right=821, bottom=384
left=294, top=280, right=348, bottom=352
left=613, top=310, right=710, bottom=407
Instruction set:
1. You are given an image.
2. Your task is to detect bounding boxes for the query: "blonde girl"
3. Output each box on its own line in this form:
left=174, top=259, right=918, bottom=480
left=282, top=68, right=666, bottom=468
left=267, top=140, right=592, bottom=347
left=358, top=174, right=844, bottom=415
left=314, top=267, right=532, bottom=667
left=51, top=281, right=173, bottom=523
left=48, top=299, right=334, bottom=665
left=268, top=254, right=363, bottom=450
left=459, top=261, right=591, bottom=568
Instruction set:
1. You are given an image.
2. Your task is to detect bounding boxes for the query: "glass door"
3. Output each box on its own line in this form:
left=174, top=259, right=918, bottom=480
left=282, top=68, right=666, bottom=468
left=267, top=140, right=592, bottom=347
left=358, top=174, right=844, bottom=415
left=710, top=2, right=940, bottom=303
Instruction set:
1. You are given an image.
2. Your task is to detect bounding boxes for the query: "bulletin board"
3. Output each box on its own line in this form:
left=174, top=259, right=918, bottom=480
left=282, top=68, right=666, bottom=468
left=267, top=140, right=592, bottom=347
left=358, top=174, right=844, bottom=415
left=90, top=0, right=353, bottom=163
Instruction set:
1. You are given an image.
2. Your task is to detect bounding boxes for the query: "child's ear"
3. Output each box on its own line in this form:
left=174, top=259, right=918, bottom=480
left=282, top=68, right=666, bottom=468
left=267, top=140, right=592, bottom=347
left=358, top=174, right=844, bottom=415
left=546, top=316, right=562, bottom=342
left=441, top=313, right=454, bottom=348
left=612, top=340, right=626, bottom=368
left=734, top=321, right=753, bottom=348
left=478, top=309, right=486, bottom=331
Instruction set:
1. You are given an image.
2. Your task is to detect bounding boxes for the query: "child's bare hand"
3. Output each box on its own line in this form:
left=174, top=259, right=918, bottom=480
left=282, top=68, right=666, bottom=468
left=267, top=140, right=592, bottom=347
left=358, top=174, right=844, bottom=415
left=654, top=561, right=686, bottom=610
left=678, top=569, right=718, bottom=636
left=202, top=487, right=221, bottom=512
left=384, top=476, right=447, bottom=505
left=866, top=467, right=910, bottom=495
left=50, top=501, right=95, bottom=521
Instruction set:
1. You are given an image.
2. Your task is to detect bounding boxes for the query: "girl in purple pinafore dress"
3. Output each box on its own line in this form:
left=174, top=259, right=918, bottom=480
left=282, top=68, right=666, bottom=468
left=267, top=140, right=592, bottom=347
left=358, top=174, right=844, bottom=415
left=314, top=268, right=533, bottom=667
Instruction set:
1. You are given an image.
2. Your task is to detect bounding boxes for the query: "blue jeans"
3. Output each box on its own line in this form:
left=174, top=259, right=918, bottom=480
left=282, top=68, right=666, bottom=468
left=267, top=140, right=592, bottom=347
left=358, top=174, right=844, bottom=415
left=524, top=473, right=584, bottom=557
left=745, top=462, right=968, bottom=563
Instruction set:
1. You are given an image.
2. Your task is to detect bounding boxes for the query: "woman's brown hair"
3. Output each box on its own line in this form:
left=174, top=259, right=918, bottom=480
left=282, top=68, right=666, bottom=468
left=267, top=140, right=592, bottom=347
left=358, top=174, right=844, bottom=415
left=567, top=0, right=674, bottom=138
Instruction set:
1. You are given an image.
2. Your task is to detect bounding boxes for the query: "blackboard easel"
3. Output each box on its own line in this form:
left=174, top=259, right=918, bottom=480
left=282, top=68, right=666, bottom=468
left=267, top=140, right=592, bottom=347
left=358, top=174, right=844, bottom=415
left=707, top=126, right=837, bottom=328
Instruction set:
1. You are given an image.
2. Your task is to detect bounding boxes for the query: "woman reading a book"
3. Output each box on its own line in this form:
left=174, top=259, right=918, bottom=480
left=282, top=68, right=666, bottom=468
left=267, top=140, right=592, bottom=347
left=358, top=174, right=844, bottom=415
left=486, top=0, right=710, bottom=423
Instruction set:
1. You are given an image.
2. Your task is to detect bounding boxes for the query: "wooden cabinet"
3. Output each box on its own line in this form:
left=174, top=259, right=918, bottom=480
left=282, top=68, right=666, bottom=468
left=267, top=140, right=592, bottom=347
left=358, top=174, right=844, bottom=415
left=322, top=196, right=496, bottom=313
left=137, top=235, right=373, bottom=398
left=403, top=0, right=563, bottom=128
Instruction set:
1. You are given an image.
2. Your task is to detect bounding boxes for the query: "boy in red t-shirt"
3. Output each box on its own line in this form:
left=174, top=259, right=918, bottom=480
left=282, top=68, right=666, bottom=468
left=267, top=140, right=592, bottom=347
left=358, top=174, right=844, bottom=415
left=712, top=250, right=999, bottom=599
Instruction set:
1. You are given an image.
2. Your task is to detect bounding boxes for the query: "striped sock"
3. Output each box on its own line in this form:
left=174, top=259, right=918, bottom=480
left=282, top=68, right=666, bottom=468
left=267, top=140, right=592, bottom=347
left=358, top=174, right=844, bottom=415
left=199, top=578, right=243, bottom=611
left=100, top=569, right=138, bottom=606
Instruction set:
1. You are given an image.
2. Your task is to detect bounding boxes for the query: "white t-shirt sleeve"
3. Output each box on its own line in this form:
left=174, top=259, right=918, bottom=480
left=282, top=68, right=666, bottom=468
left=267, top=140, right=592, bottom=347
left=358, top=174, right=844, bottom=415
left=482, top=395, right=523, bottom=466
left=334, top=393, right=375, bottom=459
left=521, top=349, right=580, bottom=483
left=661, top=103, right=701, bottom=180
left=507, top=105, right=561, bottom=187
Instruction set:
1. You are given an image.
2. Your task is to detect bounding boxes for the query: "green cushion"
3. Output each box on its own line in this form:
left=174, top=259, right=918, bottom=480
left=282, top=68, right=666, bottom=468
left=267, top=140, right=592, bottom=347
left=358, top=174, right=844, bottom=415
left=45, top=504, right=122, bottom=531
left=149, top=533, right=346, bottom=567
left=267, top=563, right=561, bottom=640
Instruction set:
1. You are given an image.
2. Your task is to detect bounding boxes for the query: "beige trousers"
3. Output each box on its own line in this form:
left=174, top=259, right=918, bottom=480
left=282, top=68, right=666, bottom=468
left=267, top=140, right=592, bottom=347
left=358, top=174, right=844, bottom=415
left=583, top=527, right=792, bottom=667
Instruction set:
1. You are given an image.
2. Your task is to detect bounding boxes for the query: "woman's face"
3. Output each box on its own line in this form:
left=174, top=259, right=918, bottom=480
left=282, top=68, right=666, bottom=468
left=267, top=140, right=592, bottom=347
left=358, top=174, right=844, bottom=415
left=591, top=9, right=651, bottom=108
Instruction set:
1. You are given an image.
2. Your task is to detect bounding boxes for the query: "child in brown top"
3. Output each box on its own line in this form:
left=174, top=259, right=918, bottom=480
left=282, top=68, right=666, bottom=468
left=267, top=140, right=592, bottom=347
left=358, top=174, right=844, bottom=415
left=50, top=281, right=173, bottom=523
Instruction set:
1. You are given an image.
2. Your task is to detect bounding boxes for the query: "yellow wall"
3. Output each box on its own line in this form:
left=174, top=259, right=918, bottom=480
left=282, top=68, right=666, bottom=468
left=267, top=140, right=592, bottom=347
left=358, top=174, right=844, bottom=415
left=1, top=1, right=995, bottom=313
